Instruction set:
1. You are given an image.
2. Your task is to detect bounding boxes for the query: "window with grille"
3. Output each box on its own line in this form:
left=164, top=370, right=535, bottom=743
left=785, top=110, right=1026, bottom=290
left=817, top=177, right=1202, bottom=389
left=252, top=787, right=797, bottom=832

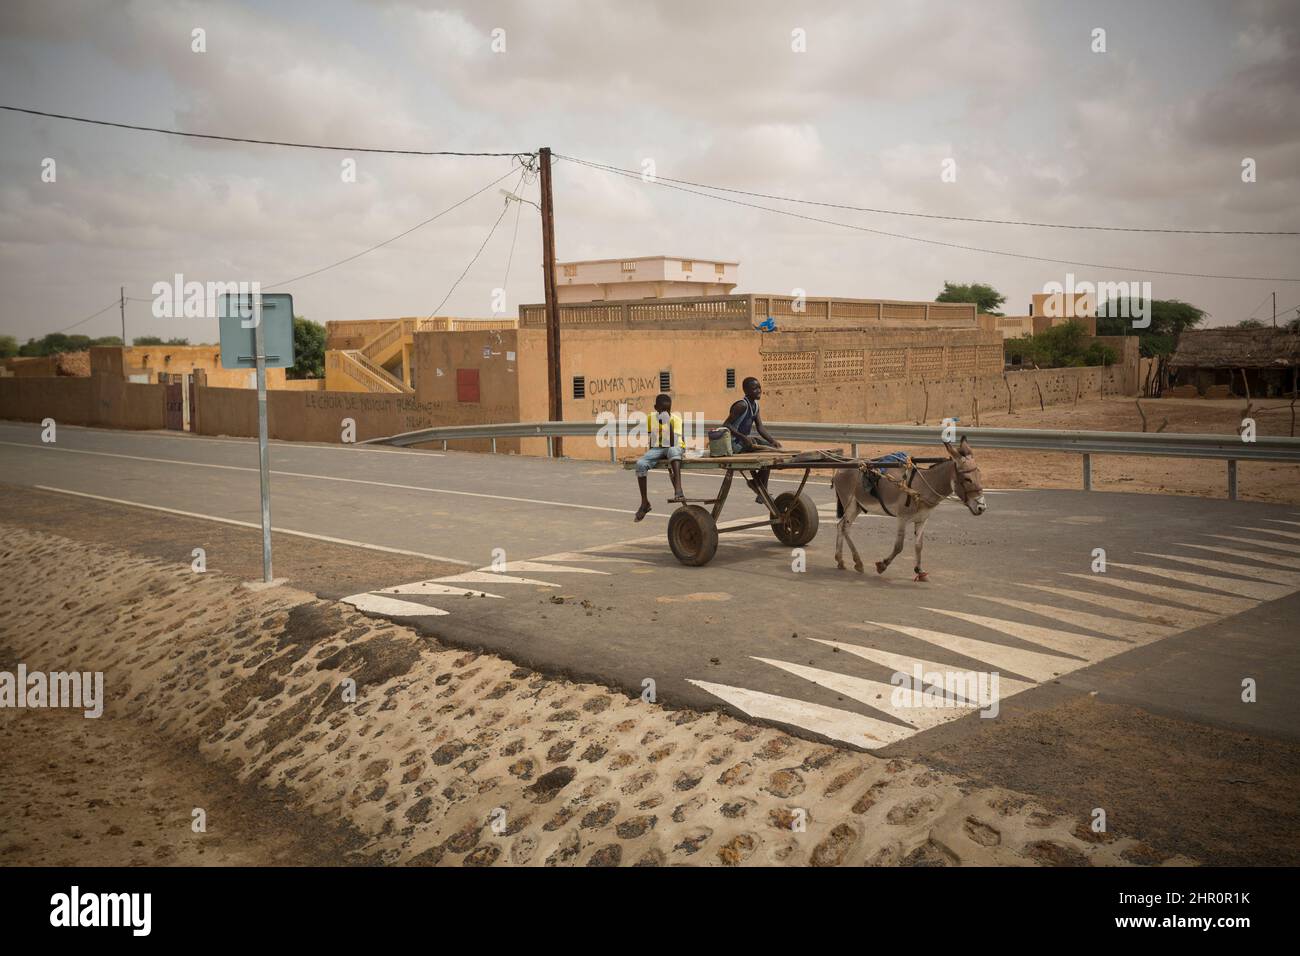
left=681, top=260, right=694, bottom=272
left=562, top=264, right=577, bottom=277
left=659, top=370, right=671, bottom=392
left=620, top=260, right=636, bottom=272
left=572, top=375, right=585, bottom=399
left=726, top=368, right=736, bottom=389
left=714, top=263, right=726, bottom=275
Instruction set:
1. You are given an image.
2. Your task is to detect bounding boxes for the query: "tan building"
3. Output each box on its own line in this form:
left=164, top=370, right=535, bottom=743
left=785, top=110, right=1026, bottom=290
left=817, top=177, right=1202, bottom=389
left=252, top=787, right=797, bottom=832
left=556, top=256, right=739, bottom=303
left=324, top=316, right=517, bottom=393
left=122, top=344, right=289, bottom=389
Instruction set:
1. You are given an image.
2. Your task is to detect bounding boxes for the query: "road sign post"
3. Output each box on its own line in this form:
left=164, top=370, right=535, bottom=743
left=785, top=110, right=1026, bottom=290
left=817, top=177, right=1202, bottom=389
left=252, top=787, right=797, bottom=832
left=218, top=292, right=295, bottom=585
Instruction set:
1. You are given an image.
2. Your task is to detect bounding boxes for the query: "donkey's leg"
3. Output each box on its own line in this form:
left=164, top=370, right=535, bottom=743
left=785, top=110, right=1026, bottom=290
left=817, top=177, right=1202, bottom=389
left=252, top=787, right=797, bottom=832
left=839, top=499, right=865, bottom=573
left=912, top=511, right=932, bottom=582
left=877, top=514, right=907, bottom=574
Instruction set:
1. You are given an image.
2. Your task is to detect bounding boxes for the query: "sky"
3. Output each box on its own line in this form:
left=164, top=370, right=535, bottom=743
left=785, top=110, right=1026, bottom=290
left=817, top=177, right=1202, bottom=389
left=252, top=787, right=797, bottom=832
left=1, top=0, right=1298, bottom=345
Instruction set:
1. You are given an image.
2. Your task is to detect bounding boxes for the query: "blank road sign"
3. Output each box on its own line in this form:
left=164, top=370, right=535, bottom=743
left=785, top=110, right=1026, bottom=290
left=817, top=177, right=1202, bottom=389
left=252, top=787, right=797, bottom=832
left=218, top=293, right=296, bottom=369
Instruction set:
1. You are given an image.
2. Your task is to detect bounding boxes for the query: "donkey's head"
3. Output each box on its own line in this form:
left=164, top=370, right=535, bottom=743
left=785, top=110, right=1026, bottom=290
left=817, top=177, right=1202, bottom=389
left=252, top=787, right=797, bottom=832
left=942, top=437, right=986, bottom=516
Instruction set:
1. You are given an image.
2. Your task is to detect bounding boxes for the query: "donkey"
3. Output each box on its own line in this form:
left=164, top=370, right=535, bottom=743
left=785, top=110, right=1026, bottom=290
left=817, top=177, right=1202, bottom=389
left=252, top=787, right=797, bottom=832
left=831, top=437, right=986, bottom=581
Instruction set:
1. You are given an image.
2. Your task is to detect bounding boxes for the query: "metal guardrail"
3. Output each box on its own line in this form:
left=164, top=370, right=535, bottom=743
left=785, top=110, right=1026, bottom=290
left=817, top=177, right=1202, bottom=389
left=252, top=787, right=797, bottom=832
left=367, top=419, right=1300, bottom=500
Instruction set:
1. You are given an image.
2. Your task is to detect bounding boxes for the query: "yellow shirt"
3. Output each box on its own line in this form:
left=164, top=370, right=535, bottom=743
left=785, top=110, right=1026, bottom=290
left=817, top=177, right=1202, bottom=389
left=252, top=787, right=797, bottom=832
left=648, top=410, right=685, bottom=448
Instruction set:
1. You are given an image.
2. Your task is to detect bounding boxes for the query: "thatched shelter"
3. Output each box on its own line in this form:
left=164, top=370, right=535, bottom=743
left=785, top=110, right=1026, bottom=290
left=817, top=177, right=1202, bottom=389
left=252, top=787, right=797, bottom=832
left=1168, top=328, right=1300, bottom=397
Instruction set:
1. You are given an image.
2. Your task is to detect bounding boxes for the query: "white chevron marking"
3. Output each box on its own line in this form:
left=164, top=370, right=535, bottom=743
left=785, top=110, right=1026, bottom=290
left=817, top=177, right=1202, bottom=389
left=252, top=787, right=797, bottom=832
left=378, top=582, right=503, bottom=598
left=342, top=594, right=449, bottom=616
left=1136, top=552, right=1300, bottom=587
left=1020, top=583, right=1215, bottom=629
left=1177, top=543, right=1300, bottom=569
left=686, top=679, right=915, bottom=748
left=1240, top=526, right=1300, bottom=541
left=966, top=596, right=1173, bottom=644
left=433, top=571, right=560, bottom=587
left=532, top=552, right=650, bottom=564
left=1063, top=573, right=1258, bottom=615
left=806, top=638, right=1036, bottom=699
left=753, top=657, right=983, bottom=731
left=1111, top=562, right=1289, bottom=601
left=481, top=561, right=609, bottom=575
left=849, top=621, right=1081, bottom=683
left=1207, top=535, right=1300, bottom=556
left=926, top=607, right=1131, bottom=660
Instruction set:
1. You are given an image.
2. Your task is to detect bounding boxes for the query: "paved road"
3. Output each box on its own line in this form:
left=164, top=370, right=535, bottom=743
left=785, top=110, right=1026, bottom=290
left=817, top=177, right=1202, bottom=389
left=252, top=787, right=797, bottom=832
left=2, top=419, right=1298, bottom=758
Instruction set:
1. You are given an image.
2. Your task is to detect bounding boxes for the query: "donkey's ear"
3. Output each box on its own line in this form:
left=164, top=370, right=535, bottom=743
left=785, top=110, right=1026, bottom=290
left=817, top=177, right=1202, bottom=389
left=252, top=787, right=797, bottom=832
left=942, top=440, right=959, bottom=458
left=958, top=436, right=972, bottom=456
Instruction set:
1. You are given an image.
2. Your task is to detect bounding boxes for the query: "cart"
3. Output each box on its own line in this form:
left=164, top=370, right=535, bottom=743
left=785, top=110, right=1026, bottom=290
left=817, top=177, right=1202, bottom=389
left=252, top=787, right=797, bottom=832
left=622, top=448, right=859, bottom=566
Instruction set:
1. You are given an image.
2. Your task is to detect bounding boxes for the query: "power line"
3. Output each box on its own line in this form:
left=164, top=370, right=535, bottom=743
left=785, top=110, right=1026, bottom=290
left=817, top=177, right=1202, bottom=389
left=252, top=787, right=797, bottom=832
left=48, top=299, right=122, bottom=335
left=427, top=170, right=525, bottom=318
left=557, top=153, right=1300, bottom=236
left=501, top=177, right=527, bottom=292
left=563, top=156, right=1300, bottom=283
left=1, top=105, right=532, bottom=159
left=265, top=164, right=524, bottom=289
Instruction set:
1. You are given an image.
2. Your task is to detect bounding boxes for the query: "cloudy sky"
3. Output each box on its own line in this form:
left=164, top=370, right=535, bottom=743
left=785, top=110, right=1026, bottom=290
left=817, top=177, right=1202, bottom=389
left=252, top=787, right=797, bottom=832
left=1, top=0, right=1297, bottom=345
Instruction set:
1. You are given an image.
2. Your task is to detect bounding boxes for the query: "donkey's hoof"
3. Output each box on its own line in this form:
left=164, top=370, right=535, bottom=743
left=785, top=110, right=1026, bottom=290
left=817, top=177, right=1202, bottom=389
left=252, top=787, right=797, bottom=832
left=835, top=560, right=845, bottom=571
left=914, top=571, right=929, bottom=582
left=853, top=562, right=864, bottom=573
left=875, top=561, right=888, bottom=575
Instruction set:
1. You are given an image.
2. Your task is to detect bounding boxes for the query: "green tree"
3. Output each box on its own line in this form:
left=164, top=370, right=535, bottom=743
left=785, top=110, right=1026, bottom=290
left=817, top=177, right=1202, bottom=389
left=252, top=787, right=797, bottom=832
left=1095, top=298, right=1207, bottom=357
left=1005, top=319, right=1117, bottom=369
left=132, top=336, right=166, bottom=346
left=0, top=335, right=17, bottom=358
left=936, top=281, right=1006, bottom=316
left=289, top=316, right=325, bottom=379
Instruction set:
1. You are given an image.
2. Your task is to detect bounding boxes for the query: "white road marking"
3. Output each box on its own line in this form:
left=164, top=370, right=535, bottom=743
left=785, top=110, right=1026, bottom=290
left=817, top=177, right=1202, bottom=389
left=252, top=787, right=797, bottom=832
left=970, top=594, right=1175, bottom=643
left=1240, top=526, right=1300, bottom=541
left=3, top=440, right=666, bottom=519
left=483, top=561, right=609, bottom=575
left=0, top=421, right=448, bottom=456
left=1205, top=535, right=1300, bottom=556
left=532, top=552, right=650, bottom=564
left=379, top=582, right=503, bottom=598
left=686, top=679, right=915, bottom=748
left=753, top=657, right=980, bottom=731
left=434, top=571, right=561, bottom=587
left=851, top=621, right=1080, bottom=683
left=342, top=593, right=449, bottom=616
left=1020, top=583, right=1216, bottom=629
left=1111, top=561, right=1289, bottom=601
left=1137, top=552, right=1300, bottom=587
left=31, top=485, right=471, bottom=565
left=925, top=607, right=1124, bottom=661
left=1177, top=543, right=1300, bottom=569
left=1263, top=519, right=1300, bottom=528
left=807, top=638, right=1035, bottom=698
left=1064, top=573, right=1259, bottom=614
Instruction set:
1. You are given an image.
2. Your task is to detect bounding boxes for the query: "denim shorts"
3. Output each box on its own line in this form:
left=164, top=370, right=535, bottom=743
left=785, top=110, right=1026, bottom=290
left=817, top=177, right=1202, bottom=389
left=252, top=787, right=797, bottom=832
left=635, top=445, right=684, bottom=477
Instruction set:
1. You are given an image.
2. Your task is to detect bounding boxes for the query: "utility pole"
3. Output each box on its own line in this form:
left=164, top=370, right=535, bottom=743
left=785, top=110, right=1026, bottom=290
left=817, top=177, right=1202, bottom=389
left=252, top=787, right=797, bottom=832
left=119, top=286, right=126, bottom=346
left=538, top=146, right=562, bottom=458
left=1273, top=291, right=1277, bottom=328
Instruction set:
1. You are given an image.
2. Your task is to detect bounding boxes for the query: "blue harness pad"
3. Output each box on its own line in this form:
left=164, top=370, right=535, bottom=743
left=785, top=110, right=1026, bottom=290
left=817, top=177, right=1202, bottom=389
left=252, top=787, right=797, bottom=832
left=874, top=451, right=910, bottom=466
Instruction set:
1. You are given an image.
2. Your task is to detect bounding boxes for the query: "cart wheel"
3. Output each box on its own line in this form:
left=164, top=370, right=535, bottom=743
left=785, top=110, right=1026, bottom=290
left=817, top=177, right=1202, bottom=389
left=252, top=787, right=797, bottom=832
left=771, top=492, right=819, bottom=546
left=667, top=505, right=719, bottom=566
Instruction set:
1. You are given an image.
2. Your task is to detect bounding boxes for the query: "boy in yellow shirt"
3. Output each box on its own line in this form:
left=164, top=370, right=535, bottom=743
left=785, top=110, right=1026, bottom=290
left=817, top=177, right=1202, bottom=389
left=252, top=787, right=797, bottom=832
left=634, top=393, right=686, bottom=521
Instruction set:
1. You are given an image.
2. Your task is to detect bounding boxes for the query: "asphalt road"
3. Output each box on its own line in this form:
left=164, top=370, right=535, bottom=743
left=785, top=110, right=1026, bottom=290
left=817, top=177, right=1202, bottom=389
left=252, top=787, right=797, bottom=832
left=2, top=418, right=1298, bottom=757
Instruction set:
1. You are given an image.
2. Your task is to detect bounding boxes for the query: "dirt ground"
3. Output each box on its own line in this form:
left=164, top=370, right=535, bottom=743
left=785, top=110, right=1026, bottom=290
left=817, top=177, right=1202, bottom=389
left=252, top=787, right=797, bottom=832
left=891, top=397, right=1300, bottom=504
left=0, top=520, right=1183, bottom=867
